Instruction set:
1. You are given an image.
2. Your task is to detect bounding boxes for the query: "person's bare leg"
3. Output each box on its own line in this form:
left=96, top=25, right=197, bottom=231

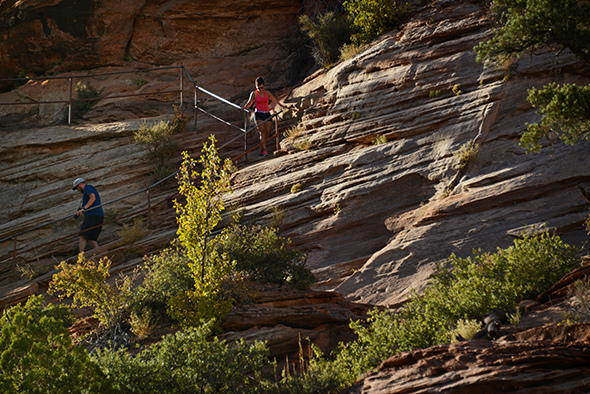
left=88, top=240, right=99, bottom=250
left=79, top=236, right=87, bottom=254
left=260, top=122, right=271, bottom=152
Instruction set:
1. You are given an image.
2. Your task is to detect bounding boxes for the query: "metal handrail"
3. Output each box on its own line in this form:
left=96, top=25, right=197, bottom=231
left=0, top=68, right=282, bottom=270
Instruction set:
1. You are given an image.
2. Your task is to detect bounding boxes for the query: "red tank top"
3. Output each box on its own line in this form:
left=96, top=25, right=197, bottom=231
left=254, top=90, right=270, bottom=112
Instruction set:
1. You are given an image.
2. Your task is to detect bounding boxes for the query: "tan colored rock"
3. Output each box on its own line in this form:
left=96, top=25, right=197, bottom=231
left=344, top=324, right=590, bottom=394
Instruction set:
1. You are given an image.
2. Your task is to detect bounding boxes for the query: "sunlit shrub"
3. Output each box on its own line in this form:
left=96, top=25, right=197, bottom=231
left=218, top=223, right=316, bottom=290
left=93, top=322, right=270, bottom=393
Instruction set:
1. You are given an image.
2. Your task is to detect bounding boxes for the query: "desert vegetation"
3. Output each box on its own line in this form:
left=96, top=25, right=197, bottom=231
left=2, top=1, right=590, bottom=393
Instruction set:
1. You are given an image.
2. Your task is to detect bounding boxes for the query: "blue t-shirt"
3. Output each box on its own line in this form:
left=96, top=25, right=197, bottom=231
left=82, top=184, right=104, bottom=217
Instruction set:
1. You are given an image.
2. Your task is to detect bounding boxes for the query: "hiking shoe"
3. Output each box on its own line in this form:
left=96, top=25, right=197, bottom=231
left=258, top=151, right=268, bottom=158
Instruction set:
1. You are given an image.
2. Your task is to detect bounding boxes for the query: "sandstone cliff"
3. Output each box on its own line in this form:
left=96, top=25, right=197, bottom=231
left=1, top=0, right=590, bottom=390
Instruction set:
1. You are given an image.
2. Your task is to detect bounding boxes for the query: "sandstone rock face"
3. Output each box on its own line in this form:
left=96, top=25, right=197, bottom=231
left=343, top=324, right=590, bottom=394
left=227, top=1, right=590, bottom=306
left=1, top=1, right=590, bottom=387
left=0, top=0, right=301, bottom=81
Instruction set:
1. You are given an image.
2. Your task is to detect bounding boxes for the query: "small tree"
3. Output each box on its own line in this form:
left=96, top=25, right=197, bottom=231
left=49, top=255, right=132, bottom=333
left=474, top=0, right=590, bottom=66
left=299, top=12, right=352, bottom=68
left=0, top=295, right=111, bottom=393
left=343, top=0, right=409, bottom=45
left=520, top=83, right=590, bottom=152
left=171, top=136, right=236, bottom=326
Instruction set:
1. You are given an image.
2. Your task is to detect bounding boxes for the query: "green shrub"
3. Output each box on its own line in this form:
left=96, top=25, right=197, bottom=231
left=452, top=84, right=462, bottom=95
left=452, top=141, right=478, bottom=169
left=290, top=230, right=578, bottom=390
left=448, top=318, right=482, bottom=342
left=132, top=247, right=194, bottom=321
left=373, top=134, right=387, bottom=145
left=119, top=217, right=147, bottom=245
left=93, top=322, right=270, bottom=393
left=428, top=89, right=441, bottom=98
left=49, top=255, right=133, bottom=332
left=520, top=83, right=590, bottom=153
left=132, top=78, right=148, bottom=87
left=134, top=120, right=176, bottom=165
left=72, top=81, right=100, bottom=119
left=218, top=223, right=315, bottom=290
left=0, top=295, right=111, bottom=393
left=344, top=0, right=409, bottom=45
left=299, top=12, right=352, bottom=68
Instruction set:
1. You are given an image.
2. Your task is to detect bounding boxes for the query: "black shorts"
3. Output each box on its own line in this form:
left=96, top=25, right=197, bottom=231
left=80, top=215, right=103, bottom=241
left=255, top=111, right=272, bottom=121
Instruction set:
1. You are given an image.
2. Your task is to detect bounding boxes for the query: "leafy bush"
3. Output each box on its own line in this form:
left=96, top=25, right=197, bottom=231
left=288, top=230, right=578, bottom=391
left=72, top=81, right=100, bottom=119
left=452, top=141, right=478, bottom=169
left=134, top=120, right=177, bottom=165
left=0, top=295, right=111, bottom=393
left=299, top=12, right=352, bottom=68
left=520, top=83, right=590, bottom=153
left=343, top=0, right=409, bottom=45
left=93, top=322, right=270, bottom=394
left=218, top=223, right=316, bottom=290
left=49, top=255, right=132, bottom=332
left=132, top=247, right=194, bottom=321
left=448, top=318, right=482, bottom=342
left=474, top=0, right=590, bottom=66
left=119, top=217, right=147, bottom=245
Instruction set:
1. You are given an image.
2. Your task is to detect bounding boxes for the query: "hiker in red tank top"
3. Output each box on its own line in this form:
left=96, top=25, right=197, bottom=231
left=243, top=77, right=281, bottom=158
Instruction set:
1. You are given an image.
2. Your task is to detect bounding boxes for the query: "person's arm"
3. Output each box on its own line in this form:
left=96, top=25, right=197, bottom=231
left=267, top=91, right=283, bottom=110
left=77, top=193, right=96, bottom=216
left=242, top=91, right=254, bottom=110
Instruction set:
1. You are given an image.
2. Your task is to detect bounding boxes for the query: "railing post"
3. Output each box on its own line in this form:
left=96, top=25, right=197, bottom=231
left=68, top=77, right=73, bottom=125
left=244, top=110, right=249, bottom=165
left=147, top=190, right=152, bottom=230
left=275, top=116, right=280, bottom=151
left=12, top=238, right=17, bottom=278
left=194, top=88, right=198, bottom=128
left=179, top=68, right=184, bottom=117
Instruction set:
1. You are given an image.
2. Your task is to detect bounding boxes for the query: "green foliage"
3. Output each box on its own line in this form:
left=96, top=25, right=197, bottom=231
left=132, top=78, right=148, bottom=87
left=218, top=223, right=316, bottom=290
left=299, top=12, right=352, bottom=68
left=119, top=217, right=147, bottom=245
left=72, top=81, right=100, bottom=119
left=288, top=230, right=578, bottom=390
left=448, top=318, right=482, bottom=342
left=93, top=322, right=270, bottom=393
left=474, top=0, right=590, bottom=66
left=373, top=134, right=387, bottom=145
left=49, top=255, right=132, bottom=332
left=520, top=82, right=590, bottom=153
left=172, top=136, right=236, bottom=326
left=134, top=120, right=177, bottom=165
left=428, top=89, right=441, bottom=98
left=339, top=42, right=363, bottom=61
left=132, top=247, right=194, bottom=321
left=0, top=295, right=110, bottom=393
left=343, top=0, right=409, bottom=45
left=452, top=141, right=478, bottom=169
left=452, top=84, right=462, bottom=95
left=291, top=182, right=303, bottom=193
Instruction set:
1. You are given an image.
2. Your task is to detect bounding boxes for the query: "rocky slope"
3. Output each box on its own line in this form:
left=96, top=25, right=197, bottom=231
left=1, top=0, right=590, bottom=390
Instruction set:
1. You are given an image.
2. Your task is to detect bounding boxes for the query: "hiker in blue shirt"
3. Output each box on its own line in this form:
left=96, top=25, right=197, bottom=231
left=72, top=177, right=104, bottom=254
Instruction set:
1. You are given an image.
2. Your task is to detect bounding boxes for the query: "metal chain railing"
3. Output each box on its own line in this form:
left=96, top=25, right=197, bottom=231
left=0, top=67, right=283, bottom=277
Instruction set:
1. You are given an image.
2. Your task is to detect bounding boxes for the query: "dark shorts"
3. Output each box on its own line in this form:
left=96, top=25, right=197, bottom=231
left=80, top=215, right=103, bottom=241
left=255, top=111, right=272, bottom=121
